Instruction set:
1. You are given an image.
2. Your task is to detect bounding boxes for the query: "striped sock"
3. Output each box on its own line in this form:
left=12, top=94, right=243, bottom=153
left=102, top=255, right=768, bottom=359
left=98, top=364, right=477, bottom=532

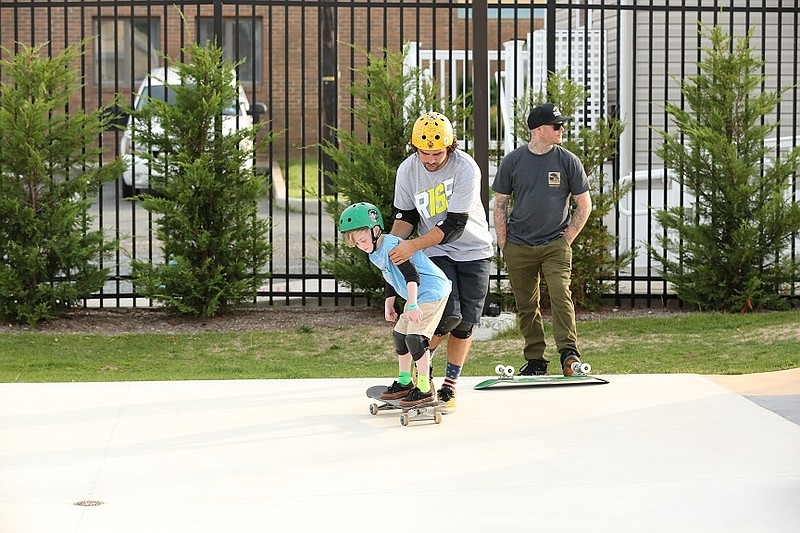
left=443, top=362, right=462, bottom=390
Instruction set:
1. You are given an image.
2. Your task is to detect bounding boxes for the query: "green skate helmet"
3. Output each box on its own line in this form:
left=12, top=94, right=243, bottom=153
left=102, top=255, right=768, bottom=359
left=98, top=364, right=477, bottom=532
left=338, top=202, right=384, bottom=233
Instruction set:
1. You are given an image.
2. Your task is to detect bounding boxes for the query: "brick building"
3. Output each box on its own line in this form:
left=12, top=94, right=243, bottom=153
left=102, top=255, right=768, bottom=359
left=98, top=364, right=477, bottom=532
left=0, top=1, right=544, bottom=162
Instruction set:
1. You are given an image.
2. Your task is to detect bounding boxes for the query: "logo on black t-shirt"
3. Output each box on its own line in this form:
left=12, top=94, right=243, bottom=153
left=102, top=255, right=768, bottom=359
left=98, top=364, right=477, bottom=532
left=548, top=172, right=561, bottom=187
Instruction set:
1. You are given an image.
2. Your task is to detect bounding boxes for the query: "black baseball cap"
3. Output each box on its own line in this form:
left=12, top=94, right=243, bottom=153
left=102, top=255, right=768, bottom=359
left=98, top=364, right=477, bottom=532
left=527, top=102, right=572, bottom=130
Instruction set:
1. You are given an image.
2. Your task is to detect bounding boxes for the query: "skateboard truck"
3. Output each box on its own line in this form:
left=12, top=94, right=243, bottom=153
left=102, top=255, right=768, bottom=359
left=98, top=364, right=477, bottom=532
left=494, top=364, right=516, bottom=379
left=569, top=361, right=592, bottom=375
left=399, top=405, right=442, bottom=426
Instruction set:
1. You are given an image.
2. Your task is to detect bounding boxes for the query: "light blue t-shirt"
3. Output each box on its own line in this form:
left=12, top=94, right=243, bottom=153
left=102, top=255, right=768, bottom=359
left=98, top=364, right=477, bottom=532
left=369, top=234, right=451, bottom=302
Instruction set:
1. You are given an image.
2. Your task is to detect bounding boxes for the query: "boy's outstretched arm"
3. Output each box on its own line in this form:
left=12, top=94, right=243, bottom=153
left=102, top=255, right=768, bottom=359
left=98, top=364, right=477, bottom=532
left=397, top=260, right=422, bottom=323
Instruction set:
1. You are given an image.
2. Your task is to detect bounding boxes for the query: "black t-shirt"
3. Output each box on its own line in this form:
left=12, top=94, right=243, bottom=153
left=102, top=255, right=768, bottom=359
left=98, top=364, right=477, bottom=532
left=492, top=145, right=589, bottom=245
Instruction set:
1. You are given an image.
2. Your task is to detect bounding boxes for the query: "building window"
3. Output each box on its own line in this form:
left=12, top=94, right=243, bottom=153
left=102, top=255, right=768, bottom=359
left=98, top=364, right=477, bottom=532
left=196, top=17, right=263, bottom=83
left=94, top=17, right=161, bottom=87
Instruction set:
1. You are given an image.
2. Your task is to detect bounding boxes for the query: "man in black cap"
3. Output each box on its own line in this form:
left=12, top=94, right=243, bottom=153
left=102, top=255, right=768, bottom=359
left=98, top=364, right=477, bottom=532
left=491, top=102, right=593, bottom=376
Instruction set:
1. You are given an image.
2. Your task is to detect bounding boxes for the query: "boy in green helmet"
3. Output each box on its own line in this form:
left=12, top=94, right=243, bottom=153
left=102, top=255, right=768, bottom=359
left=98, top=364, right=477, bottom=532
left=339, top=202, right=451, bottom=406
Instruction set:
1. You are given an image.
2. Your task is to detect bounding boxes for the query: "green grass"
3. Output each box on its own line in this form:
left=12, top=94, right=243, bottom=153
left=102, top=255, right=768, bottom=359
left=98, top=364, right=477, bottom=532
left=475, top=310, right=800, bottom=376
left=1, top=310, right=798, bottom=383
left=282, top=157, right=320, bottom=199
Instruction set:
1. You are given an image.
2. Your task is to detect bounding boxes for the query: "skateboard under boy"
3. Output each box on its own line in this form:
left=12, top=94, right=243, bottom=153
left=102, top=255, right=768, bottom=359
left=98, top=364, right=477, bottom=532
left=474, top=363, right=609, bottom=390
left=366, top=385, right=443, bottom=426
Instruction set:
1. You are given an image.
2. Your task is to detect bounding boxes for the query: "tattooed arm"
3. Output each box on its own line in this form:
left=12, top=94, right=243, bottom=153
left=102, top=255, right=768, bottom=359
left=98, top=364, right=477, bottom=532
left=493, top=192, right=511, bottom=251
left=565, top=191, right=592, bottom=245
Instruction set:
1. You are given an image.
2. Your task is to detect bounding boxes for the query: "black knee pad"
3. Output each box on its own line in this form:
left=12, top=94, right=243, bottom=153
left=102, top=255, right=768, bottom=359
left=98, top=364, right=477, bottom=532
left=393, top=330, right=409, bottom=355
left=405, top=334, right=430, bottom=361
left=450, top=321, right=473, bottom=339
left=434, top=315, right=461, bottom=337
left=434, top=300, right=462, bottom=336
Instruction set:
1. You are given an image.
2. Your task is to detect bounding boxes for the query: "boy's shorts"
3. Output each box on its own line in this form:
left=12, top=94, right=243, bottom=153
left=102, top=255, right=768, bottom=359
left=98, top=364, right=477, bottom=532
left=394, top=295, right=449, bottom=341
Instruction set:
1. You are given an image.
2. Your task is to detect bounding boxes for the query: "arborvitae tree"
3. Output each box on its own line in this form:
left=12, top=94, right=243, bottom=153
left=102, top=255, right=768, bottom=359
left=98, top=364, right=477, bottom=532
left=319, top=45, right=470, bottom=299
left=652, top=25, right=800, bottom=312
left=128, top=42, right=274, bottom=317
left=510, top=70, right=630, bottom=309
left=0, top=42, right=125, bottom=325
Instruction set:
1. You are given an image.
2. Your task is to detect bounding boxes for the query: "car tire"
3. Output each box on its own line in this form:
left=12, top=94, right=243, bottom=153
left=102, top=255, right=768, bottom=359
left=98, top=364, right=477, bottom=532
left=121, top=179, right=135, bottom=199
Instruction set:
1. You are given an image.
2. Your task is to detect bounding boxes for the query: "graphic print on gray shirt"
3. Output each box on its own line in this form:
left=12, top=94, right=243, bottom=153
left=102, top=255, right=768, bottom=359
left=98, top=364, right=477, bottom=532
left=394, top=150, right=494, bottom=262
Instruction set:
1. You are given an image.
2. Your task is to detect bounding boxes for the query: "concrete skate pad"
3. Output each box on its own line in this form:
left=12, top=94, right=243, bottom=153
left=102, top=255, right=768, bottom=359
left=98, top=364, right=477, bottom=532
left=707, top=368, right=800, bottom=425
left=1, top=374, right=799, bottom=532
left=707, top=368, right=800, bottom=396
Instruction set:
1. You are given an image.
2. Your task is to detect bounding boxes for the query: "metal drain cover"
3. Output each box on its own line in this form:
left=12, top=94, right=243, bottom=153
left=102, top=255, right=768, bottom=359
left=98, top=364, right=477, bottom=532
left=73, top=500, right=104, bottom=507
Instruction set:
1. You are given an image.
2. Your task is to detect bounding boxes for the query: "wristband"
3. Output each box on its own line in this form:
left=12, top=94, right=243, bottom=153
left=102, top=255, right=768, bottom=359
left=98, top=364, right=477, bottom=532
left=406, top=303, right=418, bottom=310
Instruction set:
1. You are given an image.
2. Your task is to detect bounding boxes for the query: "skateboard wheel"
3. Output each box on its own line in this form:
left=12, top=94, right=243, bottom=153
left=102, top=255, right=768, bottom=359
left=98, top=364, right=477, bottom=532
left=369, top=403, right=379, bottom=415
left=503, top=365, right=515, bottom=377
left=570, top=361, right=591, bottom=374
left=434, top=411, right=442, bottom=424
left=400, top=414, right=409, bottom=426
left=495, top=364, right=506, bottom=376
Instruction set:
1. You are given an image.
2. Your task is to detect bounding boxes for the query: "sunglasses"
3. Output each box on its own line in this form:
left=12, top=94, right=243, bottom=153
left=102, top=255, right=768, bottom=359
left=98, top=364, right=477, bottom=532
left=550, top=123, right=564, bottom=131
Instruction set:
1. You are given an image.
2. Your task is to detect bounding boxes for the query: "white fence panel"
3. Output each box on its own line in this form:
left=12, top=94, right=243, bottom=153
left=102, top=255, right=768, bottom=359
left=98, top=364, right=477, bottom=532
left=406, top=28, right=608, bottom=167
left=529, top=28, right=608, bottom=131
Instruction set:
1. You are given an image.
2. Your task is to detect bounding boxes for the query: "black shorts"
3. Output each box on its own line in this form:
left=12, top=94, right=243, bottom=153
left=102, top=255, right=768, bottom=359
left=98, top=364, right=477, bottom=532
left=430, top=256, right=491, bottom=326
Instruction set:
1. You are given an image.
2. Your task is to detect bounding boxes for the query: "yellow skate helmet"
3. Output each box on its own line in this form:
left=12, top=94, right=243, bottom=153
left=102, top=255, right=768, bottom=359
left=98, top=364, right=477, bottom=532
left=411, top=112, right=454, bottom=151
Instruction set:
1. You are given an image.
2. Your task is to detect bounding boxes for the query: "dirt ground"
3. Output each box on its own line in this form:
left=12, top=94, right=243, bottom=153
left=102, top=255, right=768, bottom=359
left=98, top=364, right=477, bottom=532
left=0, top=303, right=687, bottom=335
left=0, top=306, right=387, bottom=335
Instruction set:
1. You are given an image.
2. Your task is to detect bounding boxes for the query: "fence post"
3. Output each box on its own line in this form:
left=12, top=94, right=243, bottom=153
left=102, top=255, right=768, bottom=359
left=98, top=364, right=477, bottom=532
left=546, top=0, right=556, bottom=89
left=472, top=0, right=489, bottom=220
left=320, top=0, right=338, bottom=195
left=213, top=0, right=223, bottom=45
left=501, top=39, right=527, bottom=154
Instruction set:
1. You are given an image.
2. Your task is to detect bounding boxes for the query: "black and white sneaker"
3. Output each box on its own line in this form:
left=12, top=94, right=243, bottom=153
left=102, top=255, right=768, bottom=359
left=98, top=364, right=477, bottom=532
left=380, top=381, right=414, bottom=400
left=399, top=387, right=434, bottom=407
left=518, top=359, right=548, bottom=376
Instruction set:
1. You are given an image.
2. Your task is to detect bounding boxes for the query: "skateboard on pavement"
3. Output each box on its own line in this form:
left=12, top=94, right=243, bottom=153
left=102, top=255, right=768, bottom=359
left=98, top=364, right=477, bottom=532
left=366, top=385, right=443, bottom=426
left=474, top=363, right=609, bottom=390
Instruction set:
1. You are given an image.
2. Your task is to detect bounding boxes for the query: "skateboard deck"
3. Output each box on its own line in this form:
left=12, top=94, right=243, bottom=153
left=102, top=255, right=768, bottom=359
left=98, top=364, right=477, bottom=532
left=366, top=385, right=442, bottom=426
left=474, top=364, right=609, bottom=390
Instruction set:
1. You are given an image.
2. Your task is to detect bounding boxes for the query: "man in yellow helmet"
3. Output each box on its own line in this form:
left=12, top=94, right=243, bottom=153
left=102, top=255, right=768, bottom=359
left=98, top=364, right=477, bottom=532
left=388, top=112, right=494, bottom=414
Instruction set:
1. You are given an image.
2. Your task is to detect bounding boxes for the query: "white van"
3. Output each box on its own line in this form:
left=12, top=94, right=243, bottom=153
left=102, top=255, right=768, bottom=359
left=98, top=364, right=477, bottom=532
left=119, top=67, right=265, bottom=197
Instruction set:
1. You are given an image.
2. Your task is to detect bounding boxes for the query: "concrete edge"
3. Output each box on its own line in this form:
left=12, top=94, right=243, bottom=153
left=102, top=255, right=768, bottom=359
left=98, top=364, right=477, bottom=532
left=705, top=368, right=800, bottom=396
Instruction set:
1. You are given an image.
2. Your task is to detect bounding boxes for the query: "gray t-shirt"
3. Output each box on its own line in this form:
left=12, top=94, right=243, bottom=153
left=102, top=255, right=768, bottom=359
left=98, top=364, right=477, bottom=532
left=394, top=150, right=494, bottom=262
left=492, top=145, right=589, bottom=246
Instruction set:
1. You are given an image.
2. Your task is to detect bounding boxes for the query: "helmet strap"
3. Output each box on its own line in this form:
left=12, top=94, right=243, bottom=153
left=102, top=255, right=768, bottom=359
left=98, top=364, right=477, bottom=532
left=370, top=226, right=382, bottom=253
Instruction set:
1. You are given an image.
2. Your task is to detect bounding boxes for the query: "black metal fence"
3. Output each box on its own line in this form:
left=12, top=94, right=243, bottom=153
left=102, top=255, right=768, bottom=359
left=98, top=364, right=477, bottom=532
left=1, top=0, right=798, bottom=308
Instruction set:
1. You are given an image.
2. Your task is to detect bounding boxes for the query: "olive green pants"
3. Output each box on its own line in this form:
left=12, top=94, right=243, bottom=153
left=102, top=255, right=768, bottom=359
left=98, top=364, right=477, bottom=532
left=503, top=238, right=578, bottom=363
